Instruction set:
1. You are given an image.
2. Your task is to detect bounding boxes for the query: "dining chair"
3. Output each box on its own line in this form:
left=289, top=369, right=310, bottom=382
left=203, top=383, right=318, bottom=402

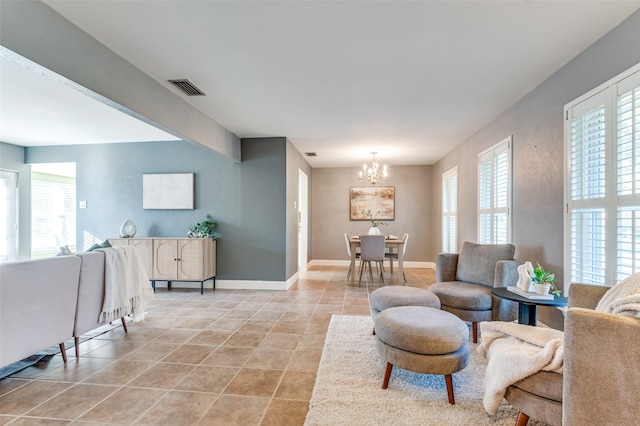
left=385, top=232, right=409, bottom=283
left=344, top=233, right=361, bottom=281
left=358, top=235, right=386, bottom=286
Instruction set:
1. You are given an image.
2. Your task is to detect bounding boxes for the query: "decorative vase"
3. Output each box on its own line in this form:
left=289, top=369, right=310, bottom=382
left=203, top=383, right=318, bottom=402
left=368, top=226, right=380, bottom=235
left=533, top=283, right=551, bottom=295
left=119, top=219, right=137, bottom=238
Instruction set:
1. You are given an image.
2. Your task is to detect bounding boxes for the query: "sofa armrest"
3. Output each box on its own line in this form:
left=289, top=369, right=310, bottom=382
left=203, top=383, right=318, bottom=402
left=435, top=253, right=458, bottom=282
left=568, top=283, right=610, bottom=309
left=564, top=308, right=640, bottom=426
left=494, top=260, right=520, bottom=288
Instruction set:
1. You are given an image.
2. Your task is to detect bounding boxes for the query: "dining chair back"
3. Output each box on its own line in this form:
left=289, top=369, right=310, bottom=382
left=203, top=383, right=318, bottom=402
left=385, top=233, right=409, bottom=283
left=358, top=235, right=386, bottom=286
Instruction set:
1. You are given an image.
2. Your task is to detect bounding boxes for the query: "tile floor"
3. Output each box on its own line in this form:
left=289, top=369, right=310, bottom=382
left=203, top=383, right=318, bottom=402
left=0, top=265, right=435, bottom=425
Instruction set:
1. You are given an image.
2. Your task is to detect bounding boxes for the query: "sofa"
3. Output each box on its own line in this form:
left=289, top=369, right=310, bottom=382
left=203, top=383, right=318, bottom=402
left=503, top=283, right=640, bottom=426
left=0, top=249, right=136, bottom=369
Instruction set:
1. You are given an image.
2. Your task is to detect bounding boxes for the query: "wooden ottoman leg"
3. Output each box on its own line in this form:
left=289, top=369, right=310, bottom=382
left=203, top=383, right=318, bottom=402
left=382, top=362, right=393, bottom=389
left=75, top=336, right=80, bottom=357
left=59, top=343, right=67, bottom=363
left=515, top=412, right=530, bottom=426
left=445, top=374, right=455, bottom=405
left=472, top=322, right=478, bottom=343
left=121, top=317, right=128, bottom=334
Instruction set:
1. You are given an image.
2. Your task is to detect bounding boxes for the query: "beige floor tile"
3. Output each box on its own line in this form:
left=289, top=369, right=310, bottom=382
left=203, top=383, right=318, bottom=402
left=271, top=321, right=308, bottom=334
left=274, top=370, right=316, bottom=400
left=187, top=330, right=233, bottom=346
left=224, top=369, right=283, bottom=397
left=261, top=399, right=309, bottom=426
left=201, top=346, right=255, bottom=367
left=207, top=318, right=247, bottom=331
left=128, top=362, right=195, bottom=389
left=249, top=310, right=284, bottom=321
left=260, top=332, right=300, bottom=350
left=175, top=365, right=238, bottom=393
left=5, top=418, right=71, bottom=425
left=243, top=347, right=293, bottom=370
left=121, top=341, right=181, bottom=361
left=287, top=350, right=322, bottom=372
left=222, top=331, right=265, bottom=348
left=0, top=378, right=29, bottom=397
left=237, top=320, right=276, bottom=333
left=24, top=383, right=117, bottom=420
left=161, top=344, right=214, bottom=364
left=80, top=340, right=143, bottom=359
left=78, top=387, right=165, bottom=423
left=80, top=360, right=153, bottom=385
left=0, top=381, right=73, bottom=415
left=38, top=358, right=114, bottom=383
left=134, top=390, right=217, bottom=426
left=198, top=395, right=269, bottom=426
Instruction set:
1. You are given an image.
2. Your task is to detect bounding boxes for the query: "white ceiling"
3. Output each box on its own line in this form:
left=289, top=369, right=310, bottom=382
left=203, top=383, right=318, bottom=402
left=2, top=1, right=639, bottom=168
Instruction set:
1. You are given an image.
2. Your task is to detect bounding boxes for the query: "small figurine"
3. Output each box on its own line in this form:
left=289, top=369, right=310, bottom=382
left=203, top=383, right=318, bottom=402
left=516, top=261, right=534, bottom=292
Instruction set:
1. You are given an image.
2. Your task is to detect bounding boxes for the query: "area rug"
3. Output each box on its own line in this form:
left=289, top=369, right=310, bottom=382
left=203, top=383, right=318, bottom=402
left=305, top=315, right=548, bottom=426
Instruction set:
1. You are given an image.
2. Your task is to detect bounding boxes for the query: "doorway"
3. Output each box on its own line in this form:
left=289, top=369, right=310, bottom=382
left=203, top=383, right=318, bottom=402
left=298, top=169, right=309, bottom=271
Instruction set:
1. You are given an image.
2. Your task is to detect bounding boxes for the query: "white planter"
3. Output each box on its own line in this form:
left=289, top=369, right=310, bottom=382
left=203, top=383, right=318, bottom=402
left=368, top=226, right=381, bottom=235
left=533, top=283, right=551, bottom=295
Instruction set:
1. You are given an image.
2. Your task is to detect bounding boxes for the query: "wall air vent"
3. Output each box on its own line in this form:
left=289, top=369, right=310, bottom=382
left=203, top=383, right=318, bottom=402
left=168, top=79, right=206, bottom=96
left=305, top=152, right=318, bottom=157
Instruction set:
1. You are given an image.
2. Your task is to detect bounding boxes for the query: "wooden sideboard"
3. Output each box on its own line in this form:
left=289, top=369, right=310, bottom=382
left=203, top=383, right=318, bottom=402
left=109, top=237, right=217, bottom=294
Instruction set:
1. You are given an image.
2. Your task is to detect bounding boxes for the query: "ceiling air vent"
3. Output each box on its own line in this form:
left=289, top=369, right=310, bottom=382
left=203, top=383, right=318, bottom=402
left=305, top=152, right=318, bottom=157
left=168, top=79, right=206, bottom=96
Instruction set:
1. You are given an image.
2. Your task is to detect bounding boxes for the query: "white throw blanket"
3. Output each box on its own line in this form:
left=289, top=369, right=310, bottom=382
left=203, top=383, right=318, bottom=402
left=477, top=321, right=564, bottom=415
left=596, top=272, right=640, bottom=317
left=97, top=246, right=153, bottom=323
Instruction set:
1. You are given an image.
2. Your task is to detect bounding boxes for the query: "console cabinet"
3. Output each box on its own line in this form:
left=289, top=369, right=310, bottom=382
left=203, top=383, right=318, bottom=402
left=108, top=237, right=216, bottom=294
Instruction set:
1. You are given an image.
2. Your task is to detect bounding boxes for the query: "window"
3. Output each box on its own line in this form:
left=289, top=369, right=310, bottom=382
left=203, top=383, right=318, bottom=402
left=478, top=137, right=512, bottom=244
left=565, top=64, right=640, bottom=285
left=31, top=164, right=76, bottom=258
left=1, top=169, right=18, bottom=262
left=442, top=167, right=457, bottom=252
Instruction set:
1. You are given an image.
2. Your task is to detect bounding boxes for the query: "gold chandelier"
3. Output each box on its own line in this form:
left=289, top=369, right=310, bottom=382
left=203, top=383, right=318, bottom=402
left=359, top=152, right=389, bottom=185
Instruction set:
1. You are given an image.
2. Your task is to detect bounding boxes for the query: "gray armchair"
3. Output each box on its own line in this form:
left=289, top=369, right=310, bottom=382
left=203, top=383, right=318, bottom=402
left=505, top=283, right=640, bottom=426
left=429, top=241, right=519, bottom=342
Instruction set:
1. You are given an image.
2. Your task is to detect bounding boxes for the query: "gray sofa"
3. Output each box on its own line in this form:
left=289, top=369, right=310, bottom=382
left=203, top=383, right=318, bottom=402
left=504, top=283, right=640, bottom=426
left=0, top=252, right=128, bottom=369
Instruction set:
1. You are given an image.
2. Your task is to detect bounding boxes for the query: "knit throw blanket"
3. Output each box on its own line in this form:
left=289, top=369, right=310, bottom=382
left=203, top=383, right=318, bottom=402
left=596, top=272, right=640, bottom=318
left=477, top=321, right=564, bottom=415
left=97, top=246, right=154, bottom=323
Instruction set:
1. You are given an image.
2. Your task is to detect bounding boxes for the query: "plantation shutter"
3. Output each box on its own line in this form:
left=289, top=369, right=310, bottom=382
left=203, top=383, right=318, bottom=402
left=478, top=137, right=512, bottom=244
left=442, top=167, right=457, bottom=253
left=565, top=65, right=640, bottom=285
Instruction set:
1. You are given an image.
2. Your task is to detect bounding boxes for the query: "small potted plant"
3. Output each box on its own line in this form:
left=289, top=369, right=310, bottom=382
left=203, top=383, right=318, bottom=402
left=529, top=262, right=561, bottom=296
left=362, top=209, right=387, bottom=235
left=187, top=214, right=217, bottom=238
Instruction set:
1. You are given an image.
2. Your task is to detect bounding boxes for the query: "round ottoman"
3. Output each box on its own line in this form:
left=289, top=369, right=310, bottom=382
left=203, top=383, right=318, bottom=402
left=375, top=306, right=470, bottom=404
left=370, top=286, right=441, bottom=322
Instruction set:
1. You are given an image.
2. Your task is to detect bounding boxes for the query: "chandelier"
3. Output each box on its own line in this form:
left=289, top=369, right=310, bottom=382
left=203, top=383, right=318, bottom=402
left=359, top=152, right=389, bottom=185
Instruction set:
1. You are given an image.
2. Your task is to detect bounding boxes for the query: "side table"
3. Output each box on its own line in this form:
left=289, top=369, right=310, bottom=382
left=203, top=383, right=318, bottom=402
left=491, top=287, right=568, bottom=326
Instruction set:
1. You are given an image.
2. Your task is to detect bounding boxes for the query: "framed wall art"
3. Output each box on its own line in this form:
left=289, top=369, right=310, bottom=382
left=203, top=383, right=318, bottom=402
left=349, top=186, right=395, bottom=220
left=143, top=173, right=194, bottom=209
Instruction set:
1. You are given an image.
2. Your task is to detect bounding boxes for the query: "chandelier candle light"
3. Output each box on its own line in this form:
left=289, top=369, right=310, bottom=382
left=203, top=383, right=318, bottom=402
left=359, top=152, right=389, bottom=185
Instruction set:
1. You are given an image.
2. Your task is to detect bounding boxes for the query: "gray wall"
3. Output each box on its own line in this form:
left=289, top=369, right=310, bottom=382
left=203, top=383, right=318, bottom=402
left=286, top=141, right=313, bottom=277
left=311, top=165, right=433, bottom=263
left=20, top=138, right=305, bottom=283
left=0, top=143, right=31, bottom=260
left=432, top=9, right=640, bottom=329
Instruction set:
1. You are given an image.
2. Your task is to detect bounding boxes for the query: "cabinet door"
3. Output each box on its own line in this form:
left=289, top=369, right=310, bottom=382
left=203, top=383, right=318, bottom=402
left=129, top=239, right=153, bottom=279
left=153, top=239, right=177, bottom=280
left=177, top=239, right=204, bottom=280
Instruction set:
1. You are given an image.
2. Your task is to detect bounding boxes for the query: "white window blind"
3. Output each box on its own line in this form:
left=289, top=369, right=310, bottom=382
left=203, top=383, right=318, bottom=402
left=442, top=167, right=457, bottom=253
left=478, top=137, right=512, bottom=244
left=31, top=172, right=76, bottom=257
left=565, top=64, right=640, bottom=285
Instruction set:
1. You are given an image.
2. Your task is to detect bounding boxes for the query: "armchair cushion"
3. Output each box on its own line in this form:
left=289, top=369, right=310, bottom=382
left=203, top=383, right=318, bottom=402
left=429, top=282, right=493, bottom=311
left=455, top=242, right=515, bottom=287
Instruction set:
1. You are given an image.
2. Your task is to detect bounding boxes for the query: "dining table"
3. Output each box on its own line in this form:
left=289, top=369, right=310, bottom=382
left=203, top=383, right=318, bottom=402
left=349, top=235, right=406, bottom=285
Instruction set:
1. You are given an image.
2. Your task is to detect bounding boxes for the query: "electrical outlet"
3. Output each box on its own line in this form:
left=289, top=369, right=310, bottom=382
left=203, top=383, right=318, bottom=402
left=79, top=201, right=87, bottom=209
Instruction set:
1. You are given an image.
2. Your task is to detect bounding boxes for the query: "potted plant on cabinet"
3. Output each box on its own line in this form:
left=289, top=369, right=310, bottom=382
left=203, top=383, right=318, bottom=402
left=187, top=214, right=217, bottom=238
left=529, top=262, right=561, bottom=296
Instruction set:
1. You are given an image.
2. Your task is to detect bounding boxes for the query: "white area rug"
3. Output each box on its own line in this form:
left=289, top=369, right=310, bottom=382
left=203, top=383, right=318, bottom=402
left=305, top=315, right=548, bottom=426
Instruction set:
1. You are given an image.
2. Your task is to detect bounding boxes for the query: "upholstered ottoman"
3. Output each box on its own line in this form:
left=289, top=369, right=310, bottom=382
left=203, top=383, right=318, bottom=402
left=374, top=306, right=470, bottom=404
left=370, top=286, right=441, bottom=322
